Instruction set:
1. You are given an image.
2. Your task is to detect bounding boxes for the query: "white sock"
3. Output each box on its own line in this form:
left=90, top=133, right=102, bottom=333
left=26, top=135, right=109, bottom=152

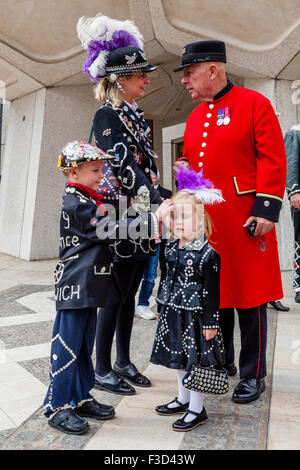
left=184, top=390, right=204, bottom=423
left=167, top=370, right=190, bottom=409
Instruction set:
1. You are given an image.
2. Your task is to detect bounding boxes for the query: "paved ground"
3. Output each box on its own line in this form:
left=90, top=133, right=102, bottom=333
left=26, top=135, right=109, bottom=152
left=0, top=253, right=299, bottom=450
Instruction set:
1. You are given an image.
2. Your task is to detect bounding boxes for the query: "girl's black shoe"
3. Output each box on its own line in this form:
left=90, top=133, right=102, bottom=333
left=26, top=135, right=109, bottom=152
left=156, top=397, right=189, bottom=416
left=172, top=407, right=208, bottom=432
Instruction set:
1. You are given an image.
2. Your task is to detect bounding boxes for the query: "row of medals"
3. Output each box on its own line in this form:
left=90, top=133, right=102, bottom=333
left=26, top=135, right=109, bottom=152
left=217, top=108, right=231, bottom=126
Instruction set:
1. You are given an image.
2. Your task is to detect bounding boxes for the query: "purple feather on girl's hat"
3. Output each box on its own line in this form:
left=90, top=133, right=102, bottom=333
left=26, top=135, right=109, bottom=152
left=176, top=164, right=224, bottom=205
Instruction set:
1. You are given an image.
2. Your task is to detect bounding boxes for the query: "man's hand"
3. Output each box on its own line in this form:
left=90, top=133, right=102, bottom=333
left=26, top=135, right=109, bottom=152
left=243, top=216, right=275, bottom=237
left=172, top=159, right=189, bottom=178
left=290, top=193, right=300, bottom=210
left=203, top=328, right=218, bottom=340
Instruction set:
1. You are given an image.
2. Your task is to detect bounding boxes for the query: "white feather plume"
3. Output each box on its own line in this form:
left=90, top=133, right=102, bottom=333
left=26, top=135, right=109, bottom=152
left=88, top=50, right=109, bottom=79
left=77, top=13, right=144, bottom=50
left=184, top=188, right=225, bottom=205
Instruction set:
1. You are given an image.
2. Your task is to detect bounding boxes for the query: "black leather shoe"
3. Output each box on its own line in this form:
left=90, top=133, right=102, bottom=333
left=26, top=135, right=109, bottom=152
left=268, top=300, right=290, bottom=312
left=232, top=378, right=266, bottom=404
left=74, top=398, right=115, bottom=420
left=224, top=362, right=237, bottom=376
left=113, top=362, right=151, bottom=387
left=94, top=371, right=136, bottom=395
left=48, top=409, right=89, bottom=435
left=172, top=407, right=208, bottom=432
left=295, top=292, right=300, bottom=303
left=156, top=397, right=189, bottom=416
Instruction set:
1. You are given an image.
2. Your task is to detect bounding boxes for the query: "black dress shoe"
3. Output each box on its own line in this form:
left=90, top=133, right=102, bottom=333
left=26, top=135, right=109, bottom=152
left=48, top=409, right=89, bottom=435
left=224, top=362, right=237, bottom=376
left=156, top=397, right=189, bottom=416
left=94, top=370, right=136, bottom=395
left=268, top=300, right=290, bottom=312
left=172, top=407, right=208, bottom=432
left=232, top=378, right=266, bottom=404
left=74, top=398, right=115, bottom=420
left=295, top=292, right=300, bottom=303
left=113, top=362, right=151, bottom=387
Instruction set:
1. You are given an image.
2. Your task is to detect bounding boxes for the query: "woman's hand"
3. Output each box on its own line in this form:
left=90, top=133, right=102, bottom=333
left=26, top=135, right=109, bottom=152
left=203, top=328, right=218, bottom=340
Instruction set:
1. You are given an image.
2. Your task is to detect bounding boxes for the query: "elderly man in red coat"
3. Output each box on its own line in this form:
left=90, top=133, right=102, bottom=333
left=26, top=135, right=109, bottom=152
left=174, top=41, right=286, bottom=403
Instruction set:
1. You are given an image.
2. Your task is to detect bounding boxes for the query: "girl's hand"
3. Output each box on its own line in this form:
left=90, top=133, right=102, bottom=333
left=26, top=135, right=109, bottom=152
left=156, top=199, right=174, bottom=224
left=203, top=328, right=218, bottom=340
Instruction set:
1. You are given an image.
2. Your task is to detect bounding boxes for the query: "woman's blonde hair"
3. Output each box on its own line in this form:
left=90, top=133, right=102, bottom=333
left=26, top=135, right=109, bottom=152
left=171, top=190, right=213, bottom=239
left=95, top=77, right=124, bottom=107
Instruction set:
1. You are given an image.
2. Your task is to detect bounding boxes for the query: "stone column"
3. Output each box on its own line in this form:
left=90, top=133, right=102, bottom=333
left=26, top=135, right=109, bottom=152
left=0, top=84, right=98, bottom=260
left=244, top=78, right=295, bottom=272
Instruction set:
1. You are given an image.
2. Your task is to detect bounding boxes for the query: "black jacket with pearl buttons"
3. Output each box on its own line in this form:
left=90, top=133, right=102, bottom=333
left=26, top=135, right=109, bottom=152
left=55, top=185, right=158, bottom=310
left=93, top=100, right=162, bottom=207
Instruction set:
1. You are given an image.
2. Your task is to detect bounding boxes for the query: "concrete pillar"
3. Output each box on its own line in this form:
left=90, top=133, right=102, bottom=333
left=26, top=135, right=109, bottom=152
left=0, top=84, right=98, bottom=260
left=244, top=78, right=295, bottom=272
left=162, top=122, right=186, bottom=191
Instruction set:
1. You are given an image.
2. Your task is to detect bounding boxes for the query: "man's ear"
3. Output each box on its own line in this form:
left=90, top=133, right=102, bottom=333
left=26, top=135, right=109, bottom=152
left=208, top=63, right=218, bottom=79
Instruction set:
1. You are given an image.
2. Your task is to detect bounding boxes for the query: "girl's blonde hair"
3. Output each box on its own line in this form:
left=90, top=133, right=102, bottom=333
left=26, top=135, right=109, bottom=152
left=172, top=190, right=213, bottom=239
left=95, top=77, right=124, bottom=107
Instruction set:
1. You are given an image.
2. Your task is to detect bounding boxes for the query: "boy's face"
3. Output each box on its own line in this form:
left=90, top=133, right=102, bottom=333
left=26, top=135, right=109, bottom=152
left=68, top=160, right=104, bottom=191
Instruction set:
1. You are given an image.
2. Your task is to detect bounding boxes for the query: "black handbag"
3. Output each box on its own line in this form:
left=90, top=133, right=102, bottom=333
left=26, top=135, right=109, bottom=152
left=182, top=334, right=229, bottom=395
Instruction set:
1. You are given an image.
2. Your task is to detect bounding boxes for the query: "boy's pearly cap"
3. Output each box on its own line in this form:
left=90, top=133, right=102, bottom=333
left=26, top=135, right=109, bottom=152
left=58, top=141, right=114, bottom=171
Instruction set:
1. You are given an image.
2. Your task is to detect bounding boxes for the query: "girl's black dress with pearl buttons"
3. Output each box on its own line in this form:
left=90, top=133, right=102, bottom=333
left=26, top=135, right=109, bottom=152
left=150, top=237, right=223, bottom=371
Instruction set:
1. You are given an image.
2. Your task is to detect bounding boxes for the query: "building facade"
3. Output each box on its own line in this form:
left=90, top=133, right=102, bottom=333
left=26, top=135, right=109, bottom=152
left=0, top=0, right=299, bottom=269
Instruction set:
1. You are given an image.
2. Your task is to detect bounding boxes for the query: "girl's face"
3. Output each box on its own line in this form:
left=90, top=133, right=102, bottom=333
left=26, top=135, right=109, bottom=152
left=120, top=73, right=151, bottom=102
left=172, top=202, right=205, bottom=242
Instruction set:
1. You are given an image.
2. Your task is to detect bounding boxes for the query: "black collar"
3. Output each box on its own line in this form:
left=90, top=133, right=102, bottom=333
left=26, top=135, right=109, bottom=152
left=213, top=80, right=234, bottom=101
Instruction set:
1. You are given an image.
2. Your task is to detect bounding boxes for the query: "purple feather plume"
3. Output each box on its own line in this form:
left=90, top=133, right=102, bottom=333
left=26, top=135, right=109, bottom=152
left=82, top=30, right=140, bottom=81
left=176, top=165, right=213, bottom=191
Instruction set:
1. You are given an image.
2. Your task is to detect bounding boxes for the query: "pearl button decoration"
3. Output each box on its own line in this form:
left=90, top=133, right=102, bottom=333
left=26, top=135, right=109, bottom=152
left=201, top=142, right=207, bottom=147
left=209, top=104, right=214, bottom=109
left=198, top=162, right=203, bottom=168
left=206, top=113, right=212, bottom=118
left=203, top=132, right=207, bottom=137
left=199, top=152, right=204, bottom=157
left=204, top=122, right=209, bottom=127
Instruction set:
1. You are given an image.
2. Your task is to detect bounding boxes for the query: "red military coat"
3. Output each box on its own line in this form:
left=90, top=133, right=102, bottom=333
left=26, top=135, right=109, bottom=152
left=183, top=84, right=286, bottom=309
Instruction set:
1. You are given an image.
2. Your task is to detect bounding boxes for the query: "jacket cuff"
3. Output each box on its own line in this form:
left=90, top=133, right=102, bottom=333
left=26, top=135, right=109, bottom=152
left=251, top=194, right=282, bottom=222
left=287, top=185, right=300, bottom=199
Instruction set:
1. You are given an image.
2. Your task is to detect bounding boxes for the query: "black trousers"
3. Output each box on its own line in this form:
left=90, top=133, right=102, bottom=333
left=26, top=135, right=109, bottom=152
left=291, top=207, right=300, bottom=293
left=95, top=260, right=147, bottom=376
left=219, top=304, right=267, bottom=379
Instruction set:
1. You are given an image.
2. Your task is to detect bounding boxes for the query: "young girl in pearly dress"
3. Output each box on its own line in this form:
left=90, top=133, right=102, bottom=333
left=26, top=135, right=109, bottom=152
left=150, top=166, right=224, bottom=432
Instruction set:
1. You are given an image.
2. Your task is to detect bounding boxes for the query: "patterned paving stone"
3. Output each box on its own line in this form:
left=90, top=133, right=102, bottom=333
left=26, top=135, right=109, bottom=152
left=0, top=281, right=278, bottom=450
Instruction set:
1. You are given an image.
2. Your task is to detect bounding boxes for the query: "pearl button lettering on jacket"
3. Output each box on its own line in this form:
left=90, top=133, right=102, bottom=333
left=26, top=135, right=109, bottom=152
left=204, top=122, right=209, bottom=127
left=209, top=104, right=214, bottom=109
left=206, top=113, right=212, bottom=118
left=201, top=142, right=207, bottom=147
left=198, top=162, right=203, bottom=168
left=203, top=132, right=208, bottom=137
left=199, top=152, right=204, bottom=157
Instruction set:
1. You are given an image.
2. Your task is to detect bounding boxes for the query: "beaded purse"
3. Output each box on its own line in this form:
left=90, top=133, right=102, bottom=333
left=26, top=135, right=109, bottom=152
left=183, top=335, right=229, bottom=395
left=183, top=364, right=229, bottom=394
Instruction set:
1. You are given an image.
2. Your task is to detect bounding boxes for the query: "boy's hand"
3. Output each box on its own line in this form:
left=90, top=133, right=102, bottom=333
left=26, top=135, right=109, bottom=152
left=203, top=328, right=218, bottom=340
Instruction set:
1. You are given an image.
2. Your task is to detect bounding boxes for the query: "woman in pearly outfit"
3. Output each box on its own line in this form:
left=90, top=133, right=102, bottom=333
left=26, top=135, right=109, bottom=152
left=77, top=14, right=163, bottom=395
